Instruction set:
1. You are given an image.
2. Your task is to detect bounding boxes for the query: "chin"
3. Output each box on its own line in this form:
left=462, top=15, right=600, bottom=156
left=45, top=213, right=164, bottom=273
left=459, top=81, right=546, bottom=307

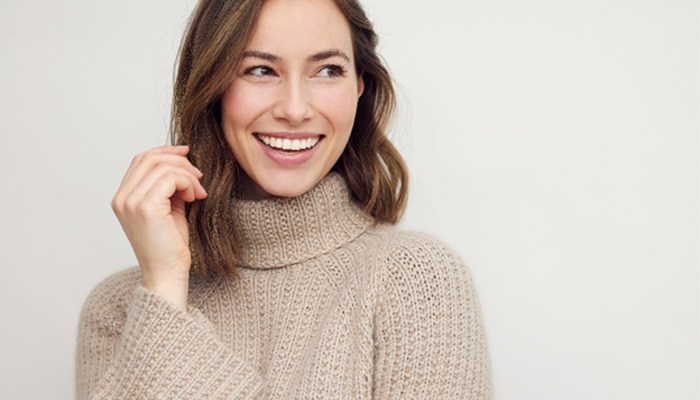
left=250, top=169, right=327, bottom=199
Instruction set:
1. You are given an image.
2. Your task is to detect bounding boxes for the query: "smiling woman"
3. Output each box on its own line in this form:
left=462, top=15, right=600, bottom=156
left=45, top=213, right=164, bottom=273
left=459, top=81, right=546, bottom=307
left=75, top=0, right=492, bottom=398
left=221, top=0, right=364, bottom=199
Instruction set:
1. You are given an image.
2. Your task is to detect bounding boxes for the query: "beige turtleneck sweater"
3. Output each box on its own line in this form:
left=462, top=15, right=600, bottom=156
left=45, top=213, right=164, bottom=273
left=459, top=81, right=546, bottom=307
left=75, top=174, right=492, bottom=399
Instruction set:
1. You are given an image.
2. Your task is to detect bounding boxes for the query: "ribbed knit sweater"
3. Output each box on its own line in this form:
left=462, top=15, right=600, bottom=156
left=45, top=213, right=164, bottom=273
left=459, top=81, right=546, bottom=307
left=76, top=173, right=492, bottom=399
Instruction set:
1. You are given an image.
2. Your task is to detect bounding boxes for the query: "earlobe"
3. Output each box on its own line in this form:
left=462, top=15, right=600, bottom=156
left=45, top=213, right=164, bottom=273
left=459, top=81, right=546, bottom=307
left=357, top=75, right=365, bottom=97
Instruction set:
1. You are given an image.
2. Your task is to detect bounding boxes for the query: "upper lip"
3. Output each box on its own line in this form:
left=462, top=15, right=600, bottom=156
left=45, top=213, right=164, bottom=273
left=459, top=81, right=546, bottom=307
left=255, top=132, right=324, bottom=139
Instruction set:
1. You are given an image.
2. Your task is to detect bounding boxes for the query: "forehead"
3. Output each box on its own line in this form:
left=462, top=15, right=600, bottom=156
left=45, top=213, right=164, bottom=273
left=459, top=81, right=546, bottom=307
left=246, top=0, right=353, bottom=57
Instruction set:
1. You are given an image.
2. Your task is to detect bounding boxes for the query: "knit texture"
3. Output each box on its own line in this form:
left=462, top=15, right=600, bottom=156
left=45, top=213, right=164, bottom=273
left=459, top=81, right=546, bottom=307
left=76, top=173, right=493, bottom=399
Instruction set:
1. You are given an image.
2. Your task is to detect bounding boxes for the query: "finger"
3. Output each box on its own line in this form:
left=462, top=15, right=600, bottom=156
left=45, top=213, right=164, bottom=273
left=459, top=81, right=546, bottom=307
left=120, top=170, right=199, bottom=221
left=143, top=172, right=199, bottom=213
left=116, top=153, right=203, bottom=201
left=142, top=144, right=189, bottom=156
left=113, top=166, right=206, bottom=216
left=120, top=145, right=197, bottom=183
left=122, top=165, right=205, bottom=212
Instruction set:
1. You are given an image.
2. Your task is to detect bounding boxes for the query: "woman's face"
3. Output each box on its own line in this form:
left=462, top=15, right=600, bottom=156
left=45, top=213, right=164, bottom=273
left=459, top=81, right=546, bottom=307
left=221, top=0, right=364, bottom=199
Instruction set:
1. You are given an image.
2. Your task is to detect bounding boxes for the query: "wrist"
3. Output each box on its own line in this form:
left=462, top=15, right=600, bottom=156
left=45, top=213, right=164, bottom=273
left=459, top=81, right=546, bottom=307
left=141, top=272, right=190, bottom=310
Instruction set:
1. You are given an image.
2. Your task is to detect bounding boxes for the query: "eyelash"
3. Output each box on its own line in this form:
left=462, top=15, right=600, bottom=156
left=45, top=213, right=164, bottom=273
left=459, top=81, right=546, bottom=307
left=243, top=64, right=347, bottom=79
left=244, top=66, right=276, bottom=77
left=318, top=64, right=347, bottom=78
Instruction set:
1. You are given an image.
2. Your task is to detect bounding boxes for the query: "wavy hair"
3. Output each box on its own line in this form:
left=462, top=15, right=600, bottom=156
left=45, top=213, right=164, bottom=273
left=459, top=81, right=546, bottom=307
left=171, top=0, right=408, bottom=278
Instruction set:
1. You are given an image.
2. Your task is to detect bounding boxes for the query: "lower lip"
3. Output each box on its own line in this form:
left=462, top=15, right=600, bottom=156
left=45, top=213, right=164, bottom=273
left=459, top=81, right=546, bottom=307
left=256, top=136, right=322, bottom=167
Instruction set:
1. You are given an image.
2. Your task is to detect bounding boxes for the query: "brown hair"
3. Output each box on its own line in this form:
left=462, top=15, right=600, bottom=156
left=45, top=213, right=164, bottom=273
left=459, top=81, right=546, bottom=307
left=171, top=0, right=408, bottom=278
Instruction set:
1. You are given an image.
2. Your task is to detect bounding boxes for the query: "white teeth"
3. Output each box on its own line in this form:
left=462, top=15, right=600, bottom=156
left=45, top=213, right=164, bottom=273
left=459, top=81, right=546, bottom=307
left=257, top=134, right=320, bottom=151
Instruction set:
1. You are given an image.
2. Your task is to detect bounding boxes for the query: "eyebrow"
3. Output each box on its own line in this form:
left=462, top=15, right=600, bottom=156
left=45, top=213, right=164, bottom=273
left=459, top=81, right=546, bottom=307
left=241, top=50, right=281, bottom=63
left=307, top=49, right=351, bottom=63
left=241, top=49, right=351, bottom=64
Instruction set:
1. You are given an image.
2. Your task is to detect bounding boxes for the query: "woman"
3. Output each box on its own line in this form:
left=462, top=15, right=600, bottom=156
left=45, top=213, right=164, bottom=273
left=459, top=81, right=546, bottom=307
left=76, top=0, right=492, bottom=398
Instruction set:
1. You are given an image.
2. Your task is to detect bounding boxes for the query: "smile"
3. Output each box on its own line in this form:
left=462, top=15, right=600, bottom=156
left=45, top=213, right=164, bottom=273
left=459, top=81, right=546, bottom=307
left=255, top=134, right=322, bottom=151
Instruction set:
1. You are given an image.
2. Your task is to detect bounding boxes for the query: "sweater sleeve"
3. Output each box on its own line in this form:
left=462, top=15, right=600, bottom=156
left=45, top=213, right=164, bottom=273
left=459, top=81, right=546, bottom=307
left=372, top=233, right=493, bottom=399
left=75, top=269, right=263, bottom=400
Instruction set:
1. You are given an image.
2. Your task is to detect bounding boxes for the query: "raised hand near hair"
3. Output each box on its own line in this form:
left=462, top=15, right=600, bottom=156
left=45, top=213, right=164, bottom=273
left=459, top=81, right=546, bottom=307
left=111, top=145, right=208, bottom=310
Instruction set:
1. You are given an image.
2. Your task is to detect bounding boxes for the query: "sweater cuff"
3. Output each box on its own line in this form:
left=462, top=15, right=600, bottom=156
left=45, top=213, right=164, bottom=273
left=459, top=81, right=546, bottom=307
left=100, top=286, right=262, bottom=399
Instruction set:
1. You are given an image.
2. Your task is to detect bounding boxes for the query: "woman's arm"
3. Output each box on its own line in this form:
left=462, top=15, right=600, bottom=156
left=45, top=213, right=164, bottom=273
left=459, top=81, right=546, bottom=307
left=110, top=145, right=206, bottom=309
left=75, top=270, right=263, bottom=399
left=372, top=233, right=493, bottom=399
left=76, top=146, right=263, bottom=399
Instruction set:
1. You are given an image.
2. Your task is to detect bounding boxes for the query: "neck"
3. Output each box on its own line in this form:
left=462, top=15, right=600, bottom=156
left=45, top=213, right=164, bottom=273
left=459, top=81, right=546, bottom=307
left=231, top=173, right=375, bottom=269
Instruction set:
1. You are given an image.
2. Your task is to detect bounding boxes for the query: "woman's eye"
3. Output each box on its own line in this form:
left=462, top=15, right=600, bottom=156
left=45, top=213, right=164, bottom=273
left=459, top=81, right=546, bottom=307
left=317, top=64, right=347, bottom=78
left=245, top=66, right=276, bottom=78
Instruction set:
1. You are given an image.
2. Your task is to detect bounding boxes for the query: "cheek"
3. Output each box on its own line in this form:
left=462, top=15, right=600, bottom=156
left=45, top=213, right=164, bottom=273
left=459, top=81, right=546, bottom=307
left=314, top=86, right=360, bottom=132
left=221, top=84, right=270, bottom=134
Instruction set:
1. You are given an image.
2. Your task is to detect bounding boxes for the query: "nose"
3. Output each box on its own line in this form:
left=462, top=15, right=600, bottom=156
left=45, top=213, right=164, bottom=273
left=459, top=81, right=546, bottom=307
left=272, top=78, right=312, bottom=126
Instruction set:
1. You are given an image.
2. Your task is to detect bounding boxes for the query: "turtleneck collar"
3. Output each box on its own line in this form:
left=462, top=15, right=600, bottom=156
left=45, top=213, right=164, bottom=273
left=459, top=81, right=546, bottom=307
left=232, top=173, right=375, bottom=269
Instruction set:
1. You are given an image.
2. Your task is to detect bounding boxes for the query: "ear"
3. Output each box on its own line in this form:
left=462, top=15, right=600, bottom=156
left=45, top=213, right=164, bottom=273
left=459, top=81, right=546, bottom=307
left=357, top=74, right=365, bottom=97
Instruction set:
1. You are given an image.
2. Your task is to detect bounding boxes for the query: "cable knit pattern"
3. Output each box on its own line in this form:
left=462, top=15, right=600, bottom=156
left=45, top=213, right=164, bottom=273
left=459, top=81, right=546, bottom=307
left=76, top=173, right=493, bottom=399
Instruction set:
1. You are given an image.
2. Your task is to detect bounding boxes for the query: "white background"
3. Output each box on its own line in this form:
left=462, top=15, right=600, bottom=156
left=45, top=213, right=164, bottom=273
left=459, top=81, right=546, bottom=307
left=0, top=0, right=697, bottom=399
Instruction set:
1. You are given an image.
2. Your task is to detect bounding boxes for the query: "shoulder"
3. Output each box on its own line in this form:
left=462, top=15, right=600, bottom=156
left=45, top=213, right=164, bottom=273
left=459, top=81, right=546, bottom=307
left=370, top=227, right=469, bottom=277
left=367, top=227, right=476, bottom=305
left=78, top=267, right=142, bottom=333
left=378, top=229, right=465, bottom=268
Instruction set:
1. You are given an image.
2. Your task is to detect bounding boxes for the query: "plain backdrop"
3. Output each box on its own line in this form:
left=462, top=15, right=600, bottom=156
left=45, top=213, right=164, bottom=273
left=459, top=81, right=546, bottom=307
left=0, top=0, right=698, bottom=399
